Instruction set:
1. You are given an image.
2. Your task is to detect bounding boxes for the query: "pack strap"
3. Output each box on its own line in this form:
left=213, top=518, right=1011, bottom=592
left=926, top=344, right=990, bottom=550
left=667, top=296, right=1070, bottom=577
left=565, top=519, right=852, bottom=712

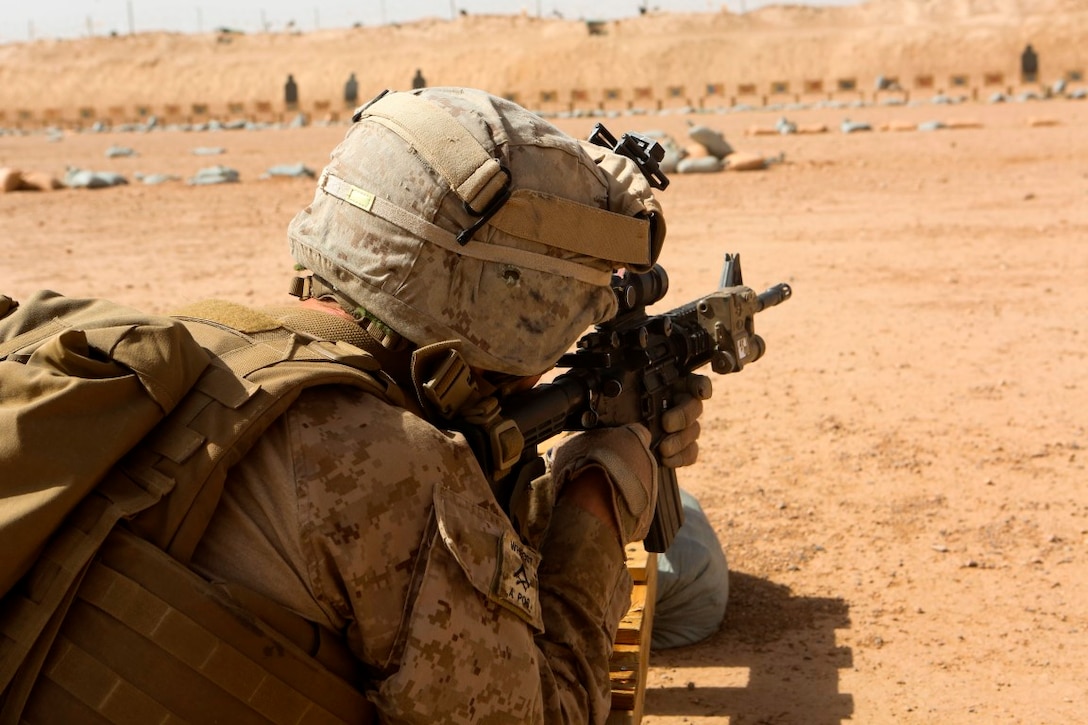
left=217, top=581, right=364, bottom=688
left=9, top=529, right=374, bottom=724
left=0, top=319, right=66, bottom=360
left=126, top=322, right=403, bottom=562
left=0, top=467, right=175, bottom=713
left=172, top=300, right=389, bottom=381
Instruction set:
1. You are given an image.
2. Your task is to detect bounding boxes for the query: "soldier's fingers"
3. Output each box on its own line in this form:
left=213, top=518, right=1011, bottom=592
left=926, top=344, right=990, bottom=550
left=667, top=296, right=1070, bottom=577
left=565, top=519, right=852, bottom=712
left=660, top=440, right=700, bottom=469
left=687, top=373, right=713, bottom=401
left=658, top=422, right=701, bottom=461
left=661, top=395, right=703, bottom=433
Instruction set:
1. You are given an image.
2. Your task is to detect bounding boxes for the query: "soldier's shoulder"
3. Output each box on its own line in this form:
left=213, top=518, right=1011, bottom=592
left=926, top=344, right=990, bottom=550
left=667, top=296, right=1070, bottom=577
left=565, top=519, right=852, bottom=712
left=290, top=385, right=460, bottom=453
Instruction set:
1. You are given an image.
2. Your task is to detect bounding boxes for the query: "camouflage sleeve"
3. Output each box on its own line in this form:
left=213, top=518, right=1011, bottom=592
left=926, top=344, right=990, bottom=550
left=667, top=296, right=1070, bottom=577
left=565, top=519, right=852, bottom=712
left=535, top=501, right=634, bottom=724
left=283, top=387, right=632, bottom=724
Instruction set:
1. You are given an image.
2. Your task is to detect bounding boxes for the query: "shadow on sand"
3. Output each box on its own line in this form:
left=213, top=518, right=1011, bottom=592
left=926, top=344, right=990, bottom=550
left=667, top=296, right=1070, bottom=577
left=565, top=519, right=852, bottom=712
left=644, top=571, right=854, bottom=724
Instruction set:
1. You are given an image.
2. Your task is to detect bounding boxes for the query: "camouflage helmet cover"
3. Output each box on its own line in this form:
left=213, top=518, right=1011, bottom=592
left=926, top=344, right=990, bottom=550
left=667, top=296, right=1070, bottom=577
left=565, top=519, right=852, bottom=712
left=287, top=87, right=665, bottom=376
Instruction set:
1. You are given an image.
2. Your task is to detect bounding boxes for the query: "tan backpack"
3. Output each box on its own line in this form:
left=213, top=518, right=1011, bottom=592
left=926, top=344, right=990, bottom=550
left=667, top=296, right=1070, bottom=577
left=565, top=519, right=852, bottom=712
left=0, top=291, right=210, bottom=597
left=0, top=291, right=394, bottom=722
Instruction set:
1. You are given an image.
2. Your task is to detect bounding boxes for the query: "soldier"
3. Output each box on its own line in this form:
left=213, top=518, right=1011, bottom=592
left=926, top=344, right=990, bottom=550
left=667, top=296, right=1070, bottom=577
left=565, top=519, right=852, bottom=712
left=3, top=88, right=709, bottom=724
left=198, top=87, right=707, bottom=722
left=411, top=68, right=426, bottom=89
left=344, top=72, right=359, bottom=106
left=1021, top=43, right=1039, bottom=84
left=285, top=73, right=299, bottom=108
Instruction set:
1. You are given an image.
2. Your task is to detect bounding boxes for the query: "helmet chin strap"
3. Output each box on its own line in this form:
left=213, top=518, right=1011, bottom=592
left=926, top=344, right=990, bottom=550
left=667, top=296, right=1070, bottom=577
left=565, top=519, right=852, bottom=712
left=409, top=341, right=526, bottom=484
left=289, top=267, right=529, bottom=475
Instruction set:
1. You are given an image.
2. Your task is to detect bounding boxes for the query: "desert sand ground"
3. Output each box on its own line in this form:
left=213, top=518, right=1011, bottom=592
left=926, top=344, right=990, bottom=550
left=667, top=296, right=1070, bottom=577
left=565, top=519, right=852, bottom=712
left=3, top=4, right=1088, bottom=724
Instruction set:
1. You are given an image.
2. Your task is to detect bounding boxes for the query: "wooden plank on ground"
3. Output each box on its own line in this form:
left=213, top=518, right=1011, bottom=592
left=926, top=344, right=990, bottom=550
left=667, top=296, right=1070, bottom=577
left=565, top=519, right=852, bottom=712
left=606, top=544, right=657, bottom=725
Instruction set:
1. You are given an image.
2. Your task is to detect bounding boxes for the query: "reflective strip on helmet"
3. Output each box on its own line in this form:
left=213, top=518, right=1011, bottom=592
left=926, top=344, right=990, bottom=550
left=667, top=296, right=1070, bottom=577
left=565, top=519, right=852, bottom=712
left=357, top=90, right=509, bottom=214
left=319, top=172, right=612, bottom=287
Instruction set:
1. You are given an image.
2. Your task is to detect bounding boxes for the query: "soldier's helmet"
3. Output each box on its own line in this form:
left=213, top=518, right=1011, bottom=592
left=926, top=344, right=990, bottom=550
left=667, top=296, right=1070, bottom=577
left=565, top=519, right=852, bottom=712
left=288, top=87, right=665, bottom=376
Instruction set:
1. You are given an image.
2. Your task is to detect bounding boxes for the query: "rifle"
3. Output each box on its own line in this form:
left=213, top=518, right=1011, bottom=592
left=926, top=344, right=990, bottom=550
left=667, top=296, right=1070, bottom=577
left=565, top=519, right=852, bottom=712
left=499, top=254, right=791, bottom=552
left=438, top=124, right=791, bottom=552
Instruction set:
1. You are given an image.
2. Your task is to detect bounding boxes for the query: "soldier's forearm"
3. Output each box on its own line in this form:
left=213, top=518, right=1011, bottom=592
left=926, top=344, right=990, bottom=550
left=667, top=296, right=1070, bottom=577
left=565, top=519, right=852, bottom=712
left=558, top=466, right=622, bottom=546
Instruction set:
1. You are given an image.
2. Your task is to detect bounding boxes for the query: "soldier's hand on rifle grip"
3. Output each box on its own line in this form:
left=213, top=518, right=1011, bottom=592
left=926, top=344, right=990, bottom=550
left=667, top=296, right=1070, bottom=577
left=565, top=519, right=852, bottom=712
left=658, top=373, right=713, bottom=468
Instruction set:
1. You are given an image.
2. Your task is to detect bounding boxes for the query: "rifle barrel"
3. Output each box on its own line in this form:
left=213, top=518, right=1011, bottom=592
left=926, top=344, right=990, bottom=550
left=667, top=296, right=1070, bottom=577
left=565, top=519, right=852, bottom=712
left=757, top=283, right=792, bottom=311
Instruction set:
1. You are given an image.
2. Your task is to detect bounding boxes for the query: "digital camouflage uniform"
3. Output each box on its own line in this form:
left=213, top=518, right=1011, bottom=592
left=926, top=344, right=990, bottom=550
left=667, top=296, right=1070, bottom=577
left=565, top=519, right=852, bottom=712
left=192, top=385, right=632, bottom=723
left=193, top=87, right=669, bottom=723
